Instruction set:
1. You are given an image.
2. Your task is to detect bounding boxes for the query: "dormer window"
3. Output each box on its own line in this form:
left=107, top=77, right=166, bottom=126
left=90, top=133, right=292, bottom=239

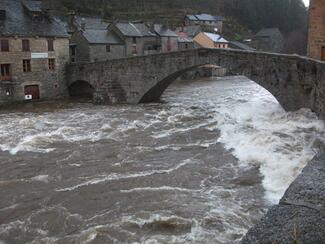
left=22, top=0, right=43, bottom=20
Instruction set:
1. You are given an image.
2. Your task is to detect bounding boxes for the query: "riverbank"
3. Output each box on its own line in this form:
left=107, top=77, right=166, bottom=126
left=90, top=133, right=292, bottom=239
left=241, top=151, right=325, bottom=243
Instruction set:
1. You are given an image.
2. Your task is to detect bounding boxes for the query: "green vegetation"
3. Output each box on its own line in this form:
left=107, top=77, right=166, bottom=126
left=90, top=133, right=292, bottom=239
left=44, top=0, right=308, bottom=54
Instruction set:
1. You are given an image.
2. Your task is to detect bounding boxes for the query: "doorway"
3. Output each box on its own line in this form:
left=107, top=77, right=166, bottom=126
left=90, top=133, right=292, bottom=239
left=24, top=85, right=40, bottom=100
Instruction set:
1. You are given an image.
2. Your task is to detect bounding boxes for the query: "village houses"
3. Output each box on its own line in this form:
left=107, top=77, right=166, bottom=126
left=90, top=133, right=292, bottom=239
left=108, top=21, right=160, bottom=56
left=194, top=32, right=229, bottom=49
left=69, top=16, right=125, bottom=62
left=152, top=24, right=178, bottom=53
left=185, top=14, right=224, bottom=33
left=251, top=28, right=284, bottom=53
left=0, top=0, right=70, bottom=104
left=175, top=25, right=201, bottom=51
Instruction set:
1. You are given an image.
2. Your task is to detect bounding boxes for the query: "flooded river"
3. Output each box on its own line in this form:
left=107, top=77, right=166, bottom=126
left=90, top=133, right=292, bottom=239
left=0, top=76, right=324, bottom=243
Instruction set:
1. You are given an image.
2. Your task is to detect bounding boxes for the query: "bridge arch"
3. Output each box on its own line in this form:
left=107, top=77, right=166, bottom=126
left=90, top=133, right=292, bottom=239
left=139, top=63, right=280, bottom=106
left=66, top=48, right=325, bottom=119
left=140, top=64, right=221, bottom=103
left=68, top=80, right=94, bottom=99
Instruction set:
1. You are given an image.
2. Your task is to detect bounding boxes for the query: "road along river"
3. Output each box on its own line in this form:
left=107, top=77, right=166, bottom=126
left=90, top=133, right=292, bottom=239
left=0, top=76, right=324, bottom=243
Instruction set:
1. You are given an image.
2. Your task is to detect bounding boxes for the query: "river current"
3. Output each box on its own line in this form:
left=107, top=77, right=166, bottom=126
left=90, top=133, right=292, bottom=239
left=0, top=76, right=324, bottom=244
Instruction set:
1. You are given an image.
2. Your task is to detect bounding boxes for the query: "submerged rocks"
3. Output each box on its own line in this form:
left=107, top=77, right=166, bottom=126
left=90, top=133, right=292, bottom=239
left=241, top=151, right=325, bottom=244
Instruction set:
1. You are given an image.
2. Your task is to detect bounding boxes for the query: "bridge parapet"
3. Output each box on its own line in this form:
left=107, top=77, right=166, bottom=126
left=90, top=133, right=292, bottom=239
left=66, top=48, right=325, bottom=119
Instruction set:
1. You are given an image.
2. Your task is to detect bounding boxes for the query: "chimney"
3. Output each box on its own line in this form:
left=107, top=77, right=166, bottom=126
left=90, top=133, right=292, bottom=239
left=0, top=10, right=6, bottom=20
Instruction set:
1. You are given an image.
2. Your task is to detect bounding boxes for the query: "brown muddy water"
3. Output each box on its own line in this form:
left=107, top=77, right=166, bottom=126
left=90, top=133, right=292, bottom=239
left=0, top=76, right=324, bottom=243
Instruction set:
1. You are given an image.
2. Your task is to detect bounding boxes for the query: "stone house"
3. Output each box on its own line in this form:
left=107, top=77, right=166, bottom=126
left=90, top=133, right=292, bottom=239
left=194, top=32, right=229, bottom=49
left=0, top=0, right=70, bottom=104
left=307, top=0, right=325, bottom=60
left=69, top=17, right=125, bottom=62
left=175, top=31, right=196, bottom=51
left=184, top=14, right=224, bottom=33
left=252, top=28, right=284, bottom=53
left=109, top=21, right=159, bottom=56
left=153, top=24, right=178, bottom=53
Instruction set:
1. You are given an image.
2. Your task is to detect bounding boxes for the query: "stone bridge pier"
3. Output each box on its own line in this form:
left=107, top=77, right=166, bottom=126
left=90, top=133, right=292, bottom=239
left=66, top=48, right=325, bottom=119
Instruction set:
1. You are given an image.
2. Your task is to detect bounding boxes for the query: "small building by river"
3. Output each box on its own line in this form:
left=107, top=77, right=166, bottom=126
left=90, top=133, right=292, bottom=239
left=0, top=0, right=70, bottom=104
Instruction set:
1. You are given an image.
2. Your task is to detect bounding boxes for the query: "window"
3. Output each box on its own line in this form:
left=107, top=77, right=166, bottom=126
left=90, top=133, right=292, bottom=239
left=22, top=39, right=30, bottom=51
left=23, top=59, right=31, bottom=72
left=132, top=46, right=137, bottom=55
left=71, top=46, right=76, bottom=56
left=321, top=47, right=325, bottom=61
left=185, top=43, right=188, bottom=49
left=47, top=39, right=54, bottom=51
left=0, top=64, right=11, bottom=80
left=106, top=44, right=111, bottom=52
left=0, top=39, right=9, bottom=52
left=132, top=37, right=137, bottom=44
left=48, top=58, right=55, bottom=70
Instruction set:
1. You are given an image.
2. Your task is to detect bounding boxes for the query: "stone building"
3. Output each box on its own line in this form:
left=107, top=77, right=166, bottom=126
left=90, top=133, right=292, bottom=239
left=153, top=24, right=178, bottom=53
left=69, top=17, right=125, bottom=62
left=307, top=0, right=325, bottom=60
left=0, top=0, right=69, bottom=104
left=184, top=14, right=224, bottom=33
left=252, top=28, right=284, bottom=53
left=109, top=21, right=159, bottom=56
left=194, top=32, right=229, bottom=49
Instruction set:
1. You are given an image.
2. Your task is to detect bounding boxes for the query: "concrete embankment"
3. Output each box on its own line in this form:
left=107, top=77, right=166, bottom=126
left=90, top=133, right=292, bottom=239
left=241, top=151, right=325, bottom=243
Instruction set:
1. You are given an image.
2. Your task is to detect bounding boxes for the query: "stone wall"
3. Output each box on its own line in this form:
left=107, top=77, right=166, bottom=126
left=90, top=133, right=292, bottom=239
left=71, top=31, right=90, bottom=63
left=0, top=37, right=69, bottom=104
left=307, top=0, right=325, bottom=60
left=241, top=151, right=325, bottom=243
left=66, top=48, right=325, bottom=119
left=160, top=37, right=178, bottom=53
left=89, top=44, right=125, bottom=62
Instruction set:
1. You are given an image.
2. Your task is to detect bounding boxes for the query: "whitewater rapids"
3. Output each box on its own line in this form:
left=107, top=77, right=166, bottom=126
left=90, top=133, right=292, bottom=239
left=0, top=76, right=323, bottom=243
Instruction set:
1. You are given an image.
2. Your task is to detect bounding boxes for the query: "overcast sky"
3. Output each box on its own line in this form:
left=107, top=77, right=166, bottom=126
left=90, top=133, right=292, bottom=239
left=303, top=0, right=309, bottom=7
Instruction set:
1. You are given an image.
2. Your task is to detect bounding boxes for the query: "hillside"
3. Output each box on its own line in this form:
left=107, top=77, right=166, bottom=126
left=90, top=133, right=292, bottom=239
left=43, top=0, right=308, bottom=54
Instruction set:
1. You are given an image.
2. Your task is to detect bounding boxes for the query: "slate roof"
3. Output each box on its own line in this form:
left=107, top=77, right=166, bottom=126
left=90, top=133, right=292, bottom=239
left=0, top=0, right=69, bottom=38
left=176, top=31, right=194, bottom=43
left=175, top=25, right=201, bottom=38
left=114, top=22, right=157, bottom=37
left=22, top=0, right=42, bottom=12
left=229, top=41, right=256, bottom=51
left=186, top=14, right=224, bottom=22
left=82, top=29, right=124, bottom=44
left=203, top=32, right=228, bottom=43
left=75, top=16, right=108, bottom=30
left=255, top=28, right=282, bottom=38
left=153, top=24, right=178, bottom=37
left=178, top=36, right=193, bottom=43
left=186, top=15, right=198, bottom=21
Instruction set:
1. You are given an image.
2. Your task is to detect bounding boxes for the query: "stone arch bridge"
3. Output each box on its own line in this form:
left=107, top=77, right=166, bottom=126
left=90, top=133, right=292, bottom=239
left=66, top=48, right=325, bottom=119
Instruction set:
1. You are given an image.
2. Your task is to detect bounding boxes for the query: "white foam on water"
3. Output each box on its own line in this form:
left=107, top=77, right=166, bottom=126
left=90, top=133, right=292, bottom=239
left=120, top=186, right=200, bottom=193
left=205, top=78, right=325, bottom=204
left=56, top=159, right=197, bottom=192
left=30, top=175, right=49, bottom=183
